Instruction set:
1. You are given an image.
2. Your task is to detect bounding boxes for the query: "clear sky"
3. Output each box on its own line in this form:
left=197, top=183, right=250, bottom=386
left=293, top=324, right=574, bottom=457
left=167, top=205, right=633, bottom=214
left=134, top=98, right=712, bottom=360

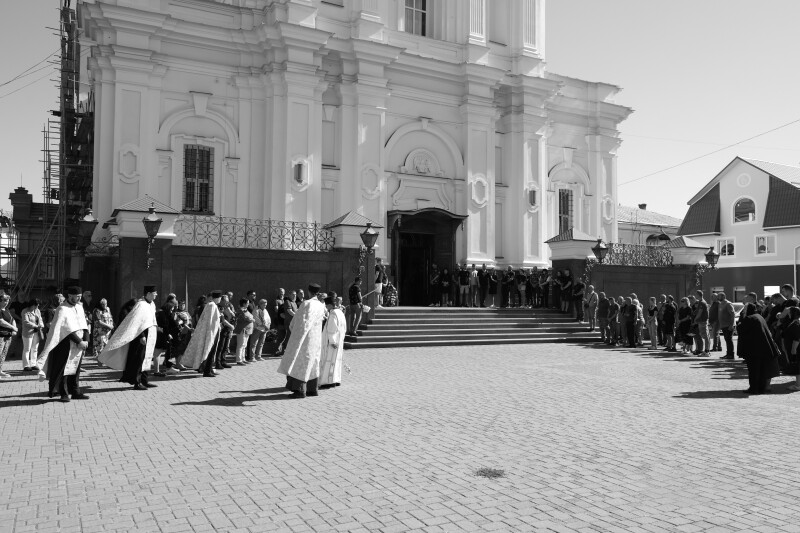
left=1, top=0, right=799, bottom=219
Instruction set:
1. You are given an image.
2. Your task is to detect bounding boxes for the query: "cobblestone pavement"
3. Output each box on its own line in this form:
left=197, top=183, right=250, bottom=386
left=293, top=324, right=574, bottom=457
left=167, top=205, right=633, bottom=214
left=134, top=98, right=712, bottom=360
left=1, top=342, right=799, bottom=533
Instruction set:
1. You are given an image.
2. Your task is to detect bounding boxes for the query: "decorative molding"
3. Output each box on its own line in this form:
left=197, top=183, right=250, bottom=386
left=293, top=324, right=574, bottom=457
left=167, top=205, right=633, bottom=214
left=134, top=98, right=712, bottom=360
left=225, top=157, right=240, bottom=183
left=361, top=164, right=384, bottom=200
left=601, top=194, right=615, bottom=224
left=157, top=150, right=173, bottom=180
left=190, top=91, right=211, bottom=116
left=290, top=155, right=311, bottom=193
left=391, top=174, right=453, bottom=211
left=118, top=143, right=141, bottom=183
left=548, top=160, right=590, bottom=190
left=471, top=174, right=489, bottom=208
left=322, top=179, right=336, bottom=190
left=525, top=181, right=540, bottom=213
left=736, top=173, right=751, bottom=188
left=400, top=148, right=444, bottom=177
left=385, top=119, right=465, bottom=174
left=562, top=147, right=574, bottom=169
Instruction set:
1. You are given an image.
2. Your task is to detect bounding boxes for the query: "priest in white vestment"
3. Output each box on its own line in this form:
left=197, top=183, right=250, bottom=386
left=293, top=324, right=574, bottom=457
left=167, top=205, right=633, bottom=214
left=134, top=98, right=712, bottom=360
left=181, top=290, right=222, bottom=377
left=98, top=285, right=159, bottom=390
left=36, top=286, right=90, bottom=402
left=319, top=296, right=345, bottom=388
left=277, top=283, right=327, bottom=398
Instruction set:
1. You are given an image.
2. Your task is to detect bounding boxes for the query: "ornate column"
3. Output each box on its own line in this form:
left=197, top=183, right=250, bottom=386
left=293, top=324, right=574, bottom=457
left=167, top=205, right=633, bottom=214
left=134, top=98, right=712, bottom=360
left=337, top=41, right=401, bottom=259
left=460, top=64, right=504, bottom=264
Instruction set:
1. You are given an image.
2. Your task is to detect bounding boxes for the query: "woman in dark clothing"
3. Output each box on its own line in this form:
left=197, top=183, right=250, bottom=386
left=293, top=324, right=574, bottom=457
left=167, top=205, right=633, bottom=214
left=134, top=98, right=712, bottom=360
left=662, top=296, right=677, bottom=352
left=552, top=270, right=562, bottom=310
left=737, top=303, right=781, bottom=394
left=560, top=270, right=573, bottom=314
left=439, top=268, right=453, bottom=307
left=573, top=280, right=585, bottom=322
left=193, top=296, right=207, bottom=325
left=676, top=297, right=692, bottom=354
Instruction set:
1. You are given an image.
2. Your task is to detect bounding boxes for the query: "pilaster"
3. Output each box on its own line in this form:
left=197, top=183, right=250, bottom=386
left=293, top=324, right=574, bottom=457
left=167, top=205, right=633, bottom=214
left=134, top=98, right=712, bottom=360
left=586, top=134, right=622, bottom=244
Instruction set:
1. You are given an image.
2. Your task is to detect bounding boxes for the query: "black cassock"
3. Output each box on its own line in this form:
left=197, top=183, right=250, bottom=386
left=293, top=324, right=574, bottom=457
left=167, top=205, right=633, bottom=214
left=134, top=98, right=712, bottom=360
left=47, top=331, right=86, bottom=398
left=737, top=313, right=780, bottom=393
left=120, top=330, right=149, bottom=386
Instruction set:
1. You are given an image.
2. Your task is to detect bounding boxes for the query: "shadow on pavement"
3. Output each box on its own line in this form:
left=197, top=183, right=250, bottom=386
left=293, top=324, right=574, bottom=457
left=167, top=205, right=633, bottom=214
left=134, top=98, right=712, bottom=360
left=673, top=389, right=752, bottom=399
left=172, top=392, right=295, bottom=407
left=220, top=387, right=287, bottom=395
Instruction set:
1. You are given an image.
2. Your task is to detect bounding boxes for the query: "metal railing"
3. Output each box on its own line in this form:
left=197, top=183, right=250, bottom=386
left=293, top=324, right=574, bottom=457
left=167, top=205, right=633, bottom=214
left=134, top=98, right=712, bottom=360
left=174, top=215, right=335, bottom=252
left=603, top=243, right=673, bottom=267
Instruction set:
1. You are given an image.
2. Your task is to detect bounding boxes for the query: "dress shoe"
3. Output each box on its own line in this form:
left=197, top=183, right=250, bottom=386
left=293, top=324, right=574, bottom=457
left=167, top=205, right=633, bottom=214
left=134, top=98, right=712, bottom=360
left=23, top=367, right=31, bottom=372
left=307, top=391, right=319, bottom=397
left=720, top=355, right=734, bottom=360
left=31, top=366, right=40, bottom=371
left=236, top=362, right=247, bottom=366
left=144, top=383, right=158, bottom=388
left=221, top=363, right=231, bottom=368
left=59, top=395, right=70, bottom=402
left=203, top=372, right=216, bottom=377
left=215, top=363, right=224, bottom=370
left=71, top=393, right=89, bottom=400
left=133, top=383, right=148, bottom=390
left=290, top=391, right=306, bottom=399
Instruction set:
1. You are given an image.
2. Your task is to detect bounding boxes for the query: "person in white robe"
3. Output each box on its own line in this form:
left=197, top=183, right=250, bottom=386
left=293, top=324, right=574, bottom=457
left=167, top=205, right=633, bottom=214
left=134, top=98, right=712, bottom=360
left=277, top=283, right=327, bottom=398
left=181, top=290, right=223, bottom=377
left=98, top=285, right=159, bottom=390
left=36, top=286, right=90, bottom=402
left=319, top=296, right=345, bottom=388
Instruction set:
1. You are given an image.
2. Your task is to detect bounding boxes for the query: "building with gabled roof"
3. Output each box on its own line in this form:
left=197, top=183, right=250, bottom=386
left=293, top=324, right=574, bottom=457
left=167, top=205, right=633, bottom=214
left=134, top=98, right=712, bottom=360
left=617, top=203, right=682, bottom=246
left=678, top=156, right=800, bottom=301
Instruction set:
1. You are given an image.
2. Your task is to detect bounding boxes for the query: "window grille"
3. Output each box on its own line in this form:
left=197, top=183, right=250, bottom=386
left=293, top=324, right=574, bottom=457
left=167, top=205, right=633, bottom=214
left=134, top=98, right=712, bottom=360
left=558, top=189, right=573, bottom=234
left=405, top=0, right=427, bottom=36
left=733, top=198, right=755, bottom=223
left=183, top=145, right=214, bottom=214
left=717, top=238, right=735, bottom=257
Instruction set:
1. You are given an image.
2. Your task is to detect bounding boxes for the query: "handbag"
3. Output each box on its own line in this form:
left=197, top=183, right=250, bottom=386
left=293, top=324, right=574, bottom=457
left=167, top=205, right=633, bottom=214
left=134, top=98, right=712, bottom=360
left=361, top=304, right=371, bottom=314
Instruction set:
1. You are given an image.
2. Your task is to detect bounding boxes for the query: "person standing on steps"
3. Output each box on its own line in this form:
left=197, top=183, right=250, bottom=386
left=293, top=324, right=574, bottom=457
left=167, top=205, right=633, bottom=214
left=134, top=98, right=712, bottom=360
left=347, top=277, right=363, bottom=336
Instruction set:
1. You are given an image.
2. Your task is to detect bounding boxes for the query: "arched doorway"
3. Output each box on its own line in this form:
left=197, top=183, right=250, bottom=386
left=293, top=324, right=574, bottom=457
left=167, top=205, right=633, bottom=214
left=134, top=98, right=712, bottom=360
left=388, top=208, right=467, bottom=306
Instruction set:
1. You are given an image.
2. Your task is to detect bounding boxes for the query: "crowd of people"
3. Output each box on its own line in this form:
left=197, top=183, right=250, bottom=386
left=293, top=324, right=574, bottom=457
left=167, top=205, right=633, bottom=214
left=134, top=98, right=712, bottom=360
left=0, top=281, right=352, bottom=402
left=427, top=263, right=581, bottom=310
left=1, top=273, right=798, bottom=399
left=579, top=283, right=800, bottom=395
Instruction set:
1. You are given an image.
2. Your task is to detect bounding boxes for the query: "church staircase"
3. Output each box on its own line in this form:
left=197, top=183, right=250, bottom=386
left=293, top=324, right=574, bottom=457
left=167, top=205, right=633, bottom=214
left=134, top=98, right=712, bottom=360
left=344, top=307, right=597, bottom=349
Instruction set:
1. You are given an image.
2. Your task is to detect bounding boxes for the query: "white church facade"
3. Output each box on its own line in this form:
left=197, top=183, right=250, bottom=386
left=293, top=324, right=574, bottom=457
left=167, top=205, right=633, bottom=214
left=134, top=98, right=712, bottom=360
left=79, top=0, right=630, bottom=301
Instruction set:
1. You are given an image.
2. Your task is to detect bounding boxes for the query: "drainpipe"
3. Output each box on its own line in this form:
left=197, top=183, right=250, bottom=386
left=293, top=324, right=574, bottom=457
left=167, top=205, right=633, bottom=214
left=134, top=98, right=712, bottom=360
left=795, top=244, right=800, bottom=293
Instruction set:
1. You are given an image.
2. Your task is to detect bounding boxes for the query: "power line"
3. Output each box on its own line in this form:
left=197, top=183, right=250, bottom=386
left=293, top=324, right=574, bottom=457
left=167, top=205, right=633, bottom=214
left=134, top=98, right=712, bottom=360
left=0, top=48, right=58, bottom=88
left=622, top=132, right=800, bottom=152
left=619, top=117, right=800, bottom=187
left=0, top=69, right=55, bottom=99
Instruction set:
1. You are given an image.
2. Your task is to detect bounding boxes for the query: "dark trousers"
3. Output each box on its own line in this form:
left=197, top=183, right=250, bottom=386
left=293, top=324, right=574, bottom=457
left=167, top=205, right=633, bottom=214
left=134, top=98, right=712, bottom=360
left=275, top=326, right=286, bottom=352
left=576, top=301, right=585, bottom=321
left=479, top=286, right=488, bottom=307
left=215, top=328, right=232, bottom=365
left=542, top=288, right=549, bottom=308
left=285, top=375, right=319, bottom=397
left=722, top=326, right=734, bottom=357
left=202, top=331, right=221, bottom=375
left=626, top=321, right=636, bottom=347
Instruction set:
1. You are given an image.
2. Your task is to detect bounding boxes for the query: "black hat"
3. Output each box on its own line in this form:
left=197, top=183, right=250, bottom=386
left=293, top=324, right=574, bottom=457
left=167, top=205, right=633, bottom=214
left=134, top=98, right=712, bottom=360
left=308, top=283, right=321, bottom=294
left=144, top=285, right=157, bottom=294
left=66, top=286, right=82, bottom=295
left=210, top=290, right=223, bottom=298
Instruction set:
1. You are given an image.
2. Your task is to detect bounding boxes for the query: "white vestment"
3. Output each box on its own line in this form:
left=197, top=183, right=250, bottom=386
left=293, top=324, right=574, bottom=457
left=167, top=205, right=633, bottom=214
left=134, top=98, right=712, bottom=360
left=98, top=300, right=157, bottom=372
left=180, top=302, right=221, bottom=369
left=38, top=303, right=89, bottom=376
left=276, top=298, right=326, bottom=382
left=319, top=308, right=345, bottom=386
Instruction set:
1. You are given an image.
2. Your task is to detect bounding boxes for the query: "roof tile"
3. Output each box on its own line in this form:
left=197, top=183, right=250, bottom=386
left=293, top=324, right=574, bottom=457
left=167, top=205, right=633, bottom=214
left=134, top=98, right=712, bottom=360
left=763, top=175, right=800, bottom=228
left=678, top=184, right=720, bottom=236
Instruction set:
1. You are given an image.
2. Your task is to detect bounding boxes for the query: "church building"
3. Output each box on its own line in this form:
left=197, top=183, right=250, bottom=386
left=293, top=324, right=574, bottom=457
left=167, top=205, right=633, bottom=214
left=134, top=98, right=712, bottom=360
left=79, top=0, right=630, bottom=304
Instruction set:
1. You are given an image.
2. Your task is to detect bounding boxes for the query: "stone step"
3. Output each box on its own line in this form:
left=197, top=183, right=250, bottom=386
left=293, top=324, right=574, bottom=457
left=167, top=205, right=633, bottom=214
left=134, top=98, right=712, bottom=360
left=370, top=317, right=578, bottom=325
left=345, top=336, right=598, bottom=349
left=353, top=330, right=594, bottom=341
left=364, top=323, right=591, bottom=332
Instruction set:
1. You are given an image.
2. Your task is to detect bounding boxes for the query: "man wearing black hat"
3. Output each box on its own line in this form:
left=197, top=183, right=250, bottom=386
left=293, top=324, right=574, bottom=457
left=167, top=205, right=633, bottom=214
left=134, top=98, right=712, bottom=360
left=99, top=285, right=159, bottom=390
left=36, top=286, right=90, bottom=402
left=277, top=283, right=327, bottom=398
left=182, top=290, right=223, bottom=376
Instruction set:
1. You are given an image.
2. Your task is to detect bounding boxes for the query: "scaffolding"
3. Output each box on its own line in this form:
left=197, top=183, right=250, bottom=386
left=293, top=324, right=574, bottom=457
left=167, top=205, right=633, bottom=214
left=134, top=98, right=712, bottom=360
left=25, top=0, right=94, bottom=296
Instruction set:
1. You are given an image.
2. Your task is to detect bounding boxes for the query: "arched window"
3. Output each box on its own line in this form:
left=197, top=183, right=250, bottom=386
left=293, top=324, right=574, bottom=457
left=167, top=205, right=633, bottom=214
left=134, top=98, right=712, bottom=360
left=39, top=246, right=55, bottom=280
left=733, top=197, right=755, bottom=223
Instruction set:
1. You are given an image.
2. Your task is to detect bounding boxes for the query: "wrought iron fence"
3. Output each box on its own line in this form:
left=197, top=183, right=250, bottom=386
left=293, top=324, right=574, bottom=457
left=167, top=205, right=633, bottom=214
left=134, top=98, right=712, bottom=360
left=85, top=235, right=120, bottom=257
left=603, top=243, right=673, bottom=267
left=174, top=215, right=335, bottom=252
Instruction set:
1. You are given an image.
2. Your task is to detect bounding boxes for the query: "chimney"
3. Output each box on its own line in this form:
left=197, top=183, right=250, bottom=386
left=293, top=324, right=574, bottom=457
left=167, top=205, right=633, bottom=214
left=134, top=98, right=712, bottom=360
left=9, top=187, right=32, bottom=221
left=638, top=203, right=647, bottom=210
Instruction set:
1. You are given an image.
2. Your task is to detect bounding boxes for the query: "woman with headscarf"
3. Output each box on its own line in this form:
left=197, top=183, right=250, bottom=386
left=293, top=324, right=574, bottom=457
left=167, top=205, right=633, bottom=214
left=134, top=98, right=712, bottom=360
left=737, top=303, right=781, bottom=394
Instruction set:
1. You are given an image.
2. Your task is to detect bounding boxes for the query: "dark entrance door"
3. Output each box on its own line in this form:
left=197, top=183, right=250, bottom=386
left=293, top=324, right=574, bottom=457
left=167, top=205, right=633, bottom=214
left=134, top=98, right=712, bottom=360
left=398, top=233, right=434, bottom=306
left=389, top=208, right=467, bottom=307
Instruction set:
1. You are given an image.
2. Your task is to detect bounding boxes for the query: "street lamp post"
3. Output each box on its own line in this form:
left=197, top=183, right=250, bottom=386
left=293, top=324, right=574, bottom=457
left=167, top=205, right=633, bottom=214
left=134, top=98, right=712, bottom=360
left=142, top=204, right=163, bottom=270
left=695, top=246, right=720, bottom=291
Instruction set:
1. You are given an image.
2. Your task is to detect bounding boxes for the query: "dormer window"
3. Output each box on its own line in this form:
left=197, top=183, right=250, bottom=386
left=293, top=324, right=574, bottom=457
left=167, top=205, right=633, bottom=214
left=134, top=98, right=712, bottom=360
left=405, top=0, right=427, bottom=36
left=733, top=197, right=755, bottom=223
